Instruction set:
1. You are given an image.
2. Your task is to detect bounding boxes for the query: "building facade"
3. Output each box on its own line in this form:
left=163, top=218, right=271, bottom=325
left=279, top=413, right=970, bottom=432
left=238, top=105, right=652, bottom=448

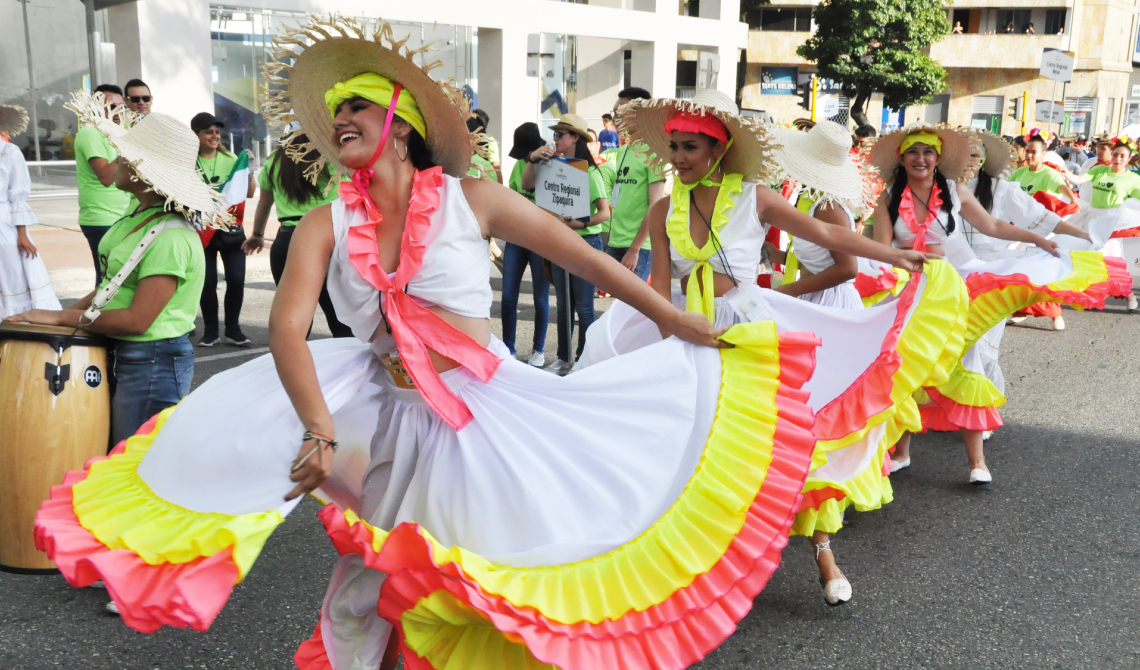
left=3, top=0, right=748, bottom=172
left=741, top=0, right=1140, bottom=138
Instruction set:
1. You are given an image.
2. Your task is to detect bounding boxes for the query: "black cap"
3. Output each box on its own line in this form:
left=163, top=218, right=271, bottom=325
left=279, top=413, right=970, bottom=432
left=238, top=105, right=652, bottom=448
left=190, top=112, right=225, bottom=132
left=508, top=122, right=544, bottom=160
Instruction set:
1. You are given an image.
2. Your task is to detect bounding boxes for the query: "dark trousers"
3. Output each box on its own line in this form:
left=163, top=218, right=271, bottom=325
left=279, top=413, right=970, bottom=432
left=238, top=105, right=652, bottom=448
left=270, top=226, right=353, bottom=338
left=80, top=225, right=109, bottom=287
left=500, top=242, right=550, bottom=355
left=604, top=245, right=652, bottom=281
left=550, top=233, right=603, bottom=362
left=200, top=229, right=246, bottom=336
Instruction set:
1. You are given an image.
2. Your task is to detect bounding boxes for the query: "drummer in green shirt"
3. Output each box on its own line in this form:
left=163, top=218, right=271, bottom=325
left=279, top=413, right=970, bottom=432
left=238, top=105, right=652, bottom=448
left=74, top=84, right=131, bottom=285
left=522, top=113, right=610, bottom=372
left=243, top=130, right=352, bottom=337
left=1010, top=133, right=1077, bottom=201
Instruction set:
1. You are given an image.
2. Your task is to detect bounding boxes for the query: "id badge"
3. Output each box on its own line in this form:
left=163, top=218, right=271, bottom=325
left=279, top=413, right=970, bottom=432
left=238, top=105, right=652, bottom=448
left=941, top=231, right=977, bottom=266
left=726, top=288, right=776, bottom=323
left=611, top=182, right=621, bottom=208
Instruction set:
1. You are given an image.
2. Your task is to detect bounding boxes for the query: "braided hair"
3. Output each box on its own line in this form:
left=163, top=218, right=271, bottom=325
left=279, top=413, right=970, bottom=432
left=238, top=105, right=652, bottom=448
left=887, top=164, right=957, bottom=234
left=973, top=170, right=995, bottom=213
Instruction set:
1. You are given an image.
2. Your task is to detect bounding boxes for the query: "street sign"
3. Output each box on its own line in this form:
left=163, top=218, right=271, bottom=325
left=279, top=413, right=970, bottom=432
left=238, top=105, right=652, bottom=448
left=534, top=156, right=592, bottom=221
left=1035, top=99, right=1065, bottom=123
left=1039, top=48, right=1074, bottom=82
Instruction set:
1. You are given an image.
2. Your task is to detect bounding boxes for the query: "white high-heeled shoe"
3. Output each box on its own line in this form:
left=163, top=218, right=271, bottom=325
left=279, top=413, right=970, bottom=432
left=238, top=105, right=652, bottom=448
left=969, top=467, right=992, bottom=484
left=814, top=541, right=852, bottom=606
left=889, top=457, right=911, bottom=473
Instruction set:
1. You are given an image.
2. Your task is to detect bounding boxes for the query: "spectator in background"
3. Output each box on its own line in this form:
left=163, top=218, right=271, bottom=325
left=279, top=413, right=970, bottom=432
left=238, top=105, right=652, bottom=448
left=523, top=113, right=609, bottom=372
left=1004, top=21, right=1015, bottom=33
left=604, top=87, right=662, bottom=281
left=598, top=113, right=620, bottom=150
left=124, top=79, right=153, bottom=115
left=467, top=116, right=500, bottom=182
left=952, top=21, right=964, bottom=34
left=191, top=111, right=254, bottom=347
left=500, top=122, right=551, bottom=367
left=243, top=129, right=351, bottom=338
left=853, top=124, right=876, bottom=149
left=586, top=128, right=604, bottom=164
left=472, top=108, right=503, bottom=183
left=74, top=84, right=131, bottom=286
left=1082, top=136, right=1113, bottom=172
left=1025, top=22, right=1036, bottom=34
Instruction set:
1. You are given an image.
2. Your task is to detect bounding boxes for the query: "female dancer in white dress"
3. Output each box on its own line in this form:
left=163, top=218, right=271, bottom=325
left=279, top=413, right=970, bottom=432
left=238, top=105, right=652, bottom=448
left=32, top=17, right=903, bottom=670
left=577, top=99, right=967, bottom=609
left=866, top=125, right=1126, bottom=484
left=0, top=104, right=61, bottom=316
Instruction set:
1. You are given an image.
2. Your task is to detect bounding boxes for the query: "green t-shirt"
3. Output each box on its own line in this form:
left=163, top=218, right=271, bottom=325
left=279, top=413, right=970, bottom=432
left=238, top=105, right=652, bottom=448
left=467, top=154, right=499, bottom=182
left=1087, top=164, right=1140, bottom=209
left=97, top=207, right=206, bottom=342
left=74, top=126, right=130, bottom=227
left=580, top=165, right=607, bottom=236
left=605, top=143, right=665, bottom=250
left=485, top=137, right=501, bottom=166
left=197, top=151, right=238, bottom=191
left=507, top=160, right=535, bottom=202
left=1010, top=165, right=1066, bottom=195
left=257, top=152, right=338, bottom=225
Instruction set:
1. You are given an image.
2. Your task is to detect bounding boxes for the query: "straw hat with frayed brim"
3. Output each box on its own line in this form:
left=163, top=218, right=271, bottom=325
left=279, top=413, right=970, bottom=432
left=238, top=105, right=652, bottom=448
left=772, top=120, right=877, bottom=211
left=970, top=128, right=1019, bottom=180
left=549, top=114, right=591, bottom=138
left=0, top=105, right=29, bottom=136
left=867, top=123, right=982, bottom=185
left=64, top=92, right=233, bottom=229
left=261, top=14, right=476, bottom=182
left=619, top=89, right=780, bottom=184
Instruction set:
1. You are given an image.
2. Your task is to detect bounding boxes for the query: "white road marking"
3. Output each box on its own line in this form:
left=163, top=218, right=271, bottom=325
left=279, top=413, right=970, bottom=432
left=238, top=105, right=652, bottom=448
left=195, top=346, right=270, bottom=363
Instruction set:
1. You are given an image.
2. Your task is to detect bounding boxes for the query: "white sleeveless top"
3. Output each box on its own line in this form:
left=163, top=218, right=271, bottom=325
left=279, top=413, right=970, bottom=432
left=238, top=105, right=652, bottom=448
left=325, top=174, right=493, bottom=343
left=668, top=181, right=767, bottom=283
left=892, top=179, right=964, bottom=249
left=794, top=199, right=856, bottom=274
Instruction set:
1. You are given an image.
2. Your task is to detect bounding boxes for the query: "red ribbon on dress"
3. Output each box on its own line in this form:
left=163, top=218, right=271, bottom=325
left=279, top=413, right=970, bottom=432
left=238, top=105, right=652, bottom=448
left=340, top=167, right=502, bottom=430
left=897, top=182, right=943, bottom=253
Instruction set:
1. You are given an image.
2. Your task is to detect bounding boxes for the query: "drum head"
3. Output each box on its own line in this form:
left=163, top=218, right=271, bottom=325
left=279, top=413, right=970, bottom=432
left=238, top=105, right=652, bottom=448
left=0, top=322, right=106, bottom=348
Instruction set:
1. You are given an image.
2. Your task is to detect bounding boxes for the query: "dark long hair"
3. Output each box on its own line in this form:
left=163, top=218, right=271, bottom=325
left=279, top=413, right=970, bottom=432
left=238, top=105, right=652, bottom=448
left=405, top=128, right=436, bottom=171
left=973, top=170, right=995, bottom=213
left=887, top=165, right=956, bottom=235
left=567, top=132, right=597, bottom=168
left=268, top=134, right=325, bottom=205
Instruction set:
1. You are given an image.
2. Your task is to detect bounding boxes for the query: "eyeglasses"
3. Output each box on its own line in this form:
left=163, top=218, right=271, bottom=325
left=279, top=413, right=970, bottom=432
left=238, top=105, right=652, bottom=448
left=128, top=95, right=152, bottom=103
left=553, top=130, right=568, bottom=139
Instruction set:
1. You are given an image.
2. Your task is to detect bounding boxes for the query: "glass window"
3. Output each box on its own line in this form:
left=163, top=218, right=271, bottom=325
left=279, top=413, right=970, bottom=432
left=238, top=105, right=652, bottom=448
left=1045, top=9, right=1066, bottom=35
left=746, top=7, right=812, bottom=31
left=996, top=9, right=1032, bottom=34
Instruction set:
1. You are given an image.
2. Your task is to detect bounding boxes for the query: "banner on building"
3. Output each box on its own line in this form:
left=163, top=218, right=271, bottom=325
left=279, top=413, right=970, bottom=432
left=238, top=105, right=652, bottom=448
left=760, top=67, right=798, bottom=95
left=535, top=156, right=591, bottom=221
left=1040, top=48, right=1074, bottom=83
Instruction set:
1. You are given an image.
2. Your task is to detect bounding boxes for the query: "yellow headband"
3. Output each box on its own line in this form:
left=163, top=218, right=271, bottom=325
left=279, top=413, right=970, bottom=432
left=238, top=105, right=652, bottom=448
left=898, top=131, right=942, bottom=156
left=325, top=72, right=428, bottom=140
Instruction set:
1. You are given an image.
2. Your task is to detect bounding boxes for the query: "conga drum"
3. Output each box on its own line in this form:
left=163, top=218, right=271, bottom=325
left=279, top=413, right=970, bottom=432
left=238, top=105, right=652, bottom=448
left=0, top=323, right=110, bottom=573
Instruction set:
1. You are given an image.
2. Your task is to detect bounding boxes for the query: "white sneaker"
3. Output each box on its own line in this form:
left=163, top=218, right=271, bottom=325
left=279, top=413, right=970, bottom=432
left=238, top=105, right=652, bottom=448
left=88, top=580, right=106, bottom=589
left=982, top=430, right=993, bottom=441
left=527, top=351, right=546, bottom=367
left=1129, top=294, right=1138, bottom=311
left=1053, top=316, right=1065, bottom=330
left=889, top=457, right=911, bottom=473
left=969, top=467, right=992, bottom=485
left=105, top=601, right=120, bottom=615
left=822, top=578, right=852, bottom=606
left=1008, top=315, right=1028, bottom=324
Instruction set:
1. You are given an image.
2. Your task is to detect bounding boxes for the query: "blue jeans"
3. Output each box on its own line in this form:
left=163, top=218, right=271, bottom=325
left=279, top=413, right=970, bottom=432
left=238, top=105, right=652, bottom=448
left=551, top=233, right=603, bottom=362
left=110, top=336, right=194, bottom=447
left=604, top=245, right=652, bottom=281
left=500, top=242, right=550, bottom=355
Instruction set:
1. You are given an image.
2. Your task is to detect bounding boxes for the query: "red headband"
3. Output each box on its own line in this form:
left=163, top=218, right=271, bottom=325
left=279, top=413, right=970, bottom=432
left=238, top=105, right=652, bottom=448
left=664, top=112, right=729, bottom=144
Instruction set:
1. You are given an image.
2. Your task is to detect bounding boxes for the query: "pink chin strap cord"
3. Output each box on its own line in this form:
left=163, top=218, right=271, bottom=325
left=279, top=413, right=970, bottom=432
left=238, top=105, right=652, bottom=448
left=350, top=82, right=404, bottom=192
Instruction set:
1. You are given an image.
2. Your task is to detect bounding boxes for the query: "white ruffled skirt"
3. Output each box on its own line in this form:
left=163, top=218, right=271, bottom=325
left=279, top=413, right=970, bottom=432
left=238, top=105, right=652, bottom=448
left=0, top=223, right=60, bottom=317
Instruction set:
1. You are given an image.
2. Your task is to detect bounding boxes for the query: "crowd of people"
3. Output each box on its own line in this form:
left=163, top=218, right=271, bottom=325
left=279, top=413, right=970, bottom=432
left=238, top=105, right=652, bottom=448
left=1, top=12, right=1137, bottom=670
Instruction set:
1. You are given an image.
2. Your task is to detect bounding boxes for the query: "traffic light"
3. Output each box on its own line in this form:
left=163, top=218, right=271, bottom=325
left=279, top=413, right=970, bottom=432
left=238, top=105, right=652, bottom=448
left=799, top=86, right=813, bottom=112
left=1008, top=96, right=1022, bottom=121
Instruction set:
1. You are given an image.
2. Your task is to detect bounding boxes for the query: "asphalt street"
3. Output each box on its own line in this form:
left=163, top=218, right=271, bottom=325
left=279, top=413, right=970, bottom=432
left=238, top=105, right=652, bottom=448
left=1, top=284, right=1138, bottom=670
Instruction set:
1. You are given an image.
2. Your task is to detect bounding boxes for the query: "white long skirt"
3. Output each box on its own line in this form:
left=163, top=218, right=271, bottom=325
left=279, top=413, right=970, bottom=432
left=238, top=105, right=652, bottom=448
left=0, top=224, right=60, bottom=317
left=799, top=281, right=863, bottom=309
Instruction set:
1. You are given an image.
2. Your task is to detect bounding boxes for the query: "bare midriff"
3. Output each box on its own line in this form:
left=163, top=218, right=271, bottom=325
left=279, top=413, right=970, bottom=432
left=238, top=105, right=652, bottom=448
left=680, top=270, right=739, bottom=299
left=370, top=305, right=491, bottom=374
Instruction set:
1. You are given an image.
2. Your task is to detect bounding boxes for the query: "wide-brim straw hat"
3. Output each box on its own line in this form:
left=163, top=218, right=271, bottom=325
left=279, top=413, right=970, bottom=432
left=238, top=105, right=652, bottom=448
left=970, top=128, right=1018, bottom=179
left=867, top=123, right=982, bottom=185
left=261, top=14, right=475, bottom=181
left=771, top=120, right=876, bottom=211
left=619, top=89, right=779, bottom=183
left=0, top=105, right=29, bottom=136
left=65, top=92, right=232, bottom=229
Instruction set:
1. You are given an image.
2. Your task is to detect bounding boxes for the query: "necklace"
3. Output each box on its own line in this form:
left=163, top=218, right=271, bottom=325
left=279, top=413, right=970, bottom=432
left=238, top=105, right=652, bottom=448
left=198, top=152, right=220, bottom=186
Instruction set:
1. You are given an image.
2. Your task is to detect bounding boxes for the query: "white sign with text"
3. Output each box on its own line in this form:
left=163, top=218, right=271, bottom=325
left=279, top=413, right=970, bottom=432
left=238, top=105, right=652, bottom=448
left=1039, top=48, right=1074, bottom=82
left=534, top=156, right=591, bottom=221
left=1035, top=100, right=1065, bottom=123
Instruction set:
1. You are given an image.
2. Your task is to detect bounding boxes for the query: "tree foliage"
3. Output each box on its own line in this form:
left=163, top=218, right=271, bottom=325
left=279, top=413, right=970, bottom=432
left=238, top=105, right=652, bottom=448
left=796, top=0, right=950, bottom=126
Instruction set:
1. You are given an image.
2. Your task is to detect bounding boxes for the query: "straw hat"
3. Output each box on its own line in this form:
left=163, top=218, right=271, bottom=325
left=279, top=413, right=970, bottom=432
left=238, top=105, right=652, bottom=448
left=867, top=123, right=982, bottom=185
left=261, top=14, right=475, bottom=182
left=771, top=120, right=877, bottom=211
left=549, top=113, right=590, bottom=139
left=65, top=92, right=232, bottom=229
left=970, top=128, right=1018, bottom=179
left=0, top=105, right=29, bottom=136
left=619, top=89, right=779, bottom=183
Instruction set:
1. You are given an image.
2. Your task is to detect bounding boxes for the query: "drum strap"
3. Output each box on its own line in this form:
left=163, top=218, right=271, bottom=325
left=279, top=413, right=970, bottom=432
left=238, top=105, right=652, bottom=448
left=82, top=213, right=194, bottom=324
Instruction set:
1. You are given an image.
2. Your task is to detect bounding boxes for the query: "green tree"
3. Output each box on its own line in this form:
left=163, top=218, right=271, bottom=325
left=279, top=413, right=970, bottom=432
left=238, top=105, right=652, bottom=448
left=796, top=0, right=950, bottom=127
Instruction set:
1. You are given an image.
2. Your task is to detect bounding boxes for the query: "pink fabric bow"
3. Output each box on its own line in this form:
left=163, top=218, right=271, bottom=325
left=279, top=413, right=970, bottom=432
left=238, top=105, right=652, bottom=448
left=340, top=167, right=502, bottom=430
left=897, top=183, right=943, bottom=253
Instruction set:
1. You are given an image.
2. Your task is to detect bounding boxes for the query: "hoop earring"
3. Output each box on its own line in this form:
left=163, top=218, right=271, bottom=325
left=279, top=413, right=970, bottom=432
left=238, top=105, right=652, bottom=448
left=394, top=137, right=408, bottom=162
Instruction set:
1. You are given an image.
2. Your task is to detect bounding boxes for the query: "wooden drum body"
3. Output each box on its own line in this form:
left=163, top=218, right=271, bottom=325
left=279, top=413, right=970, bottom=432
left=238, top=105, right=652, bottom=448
left=0, top=323, right=110, bottom=573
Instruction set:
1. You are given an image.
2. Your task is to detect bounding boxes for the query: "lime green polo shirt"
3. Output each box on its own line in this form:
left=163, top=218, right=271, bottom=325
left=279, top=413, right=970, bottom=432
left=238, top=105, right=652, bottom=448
left=197, top=151, right=238, bottom=191
left=1087, top=164, right=1140, bottom=209
left=1010, top=165, right=1066, bottom=195
left=507, top=160, right=535, bottom=203
left=75, top=126, right=130, bottom=227
left=580, top=165, right=607, bottom=236
left=97, top=207, right=206, bottom=342
left=257, top=152, right=338, bottom=225
left=467, top=154, right=499, bottom=182
left=604, top=143, right=664, bottom=250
